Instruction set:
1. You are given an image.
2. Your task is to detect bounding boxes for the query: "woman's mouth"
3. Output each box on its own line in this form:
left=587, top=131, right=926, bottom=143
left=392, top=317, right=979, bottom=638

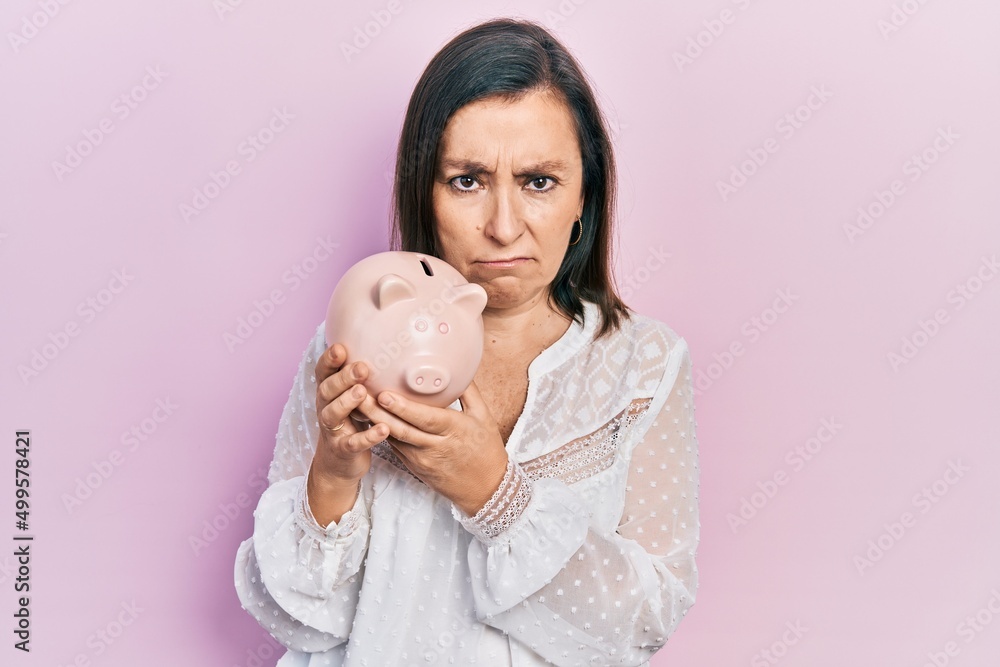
left=478, top=258, right=529, bottom=268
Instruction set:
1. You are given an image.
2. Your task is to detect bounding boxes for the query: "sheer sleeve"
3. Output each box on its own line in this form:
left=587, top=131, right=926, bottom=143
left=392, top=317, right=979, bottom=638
left=452, top=338, right=700, bottom=666
left=234, top=321, right=374, bottom=653
left=267, top=321, right=326, bottom=486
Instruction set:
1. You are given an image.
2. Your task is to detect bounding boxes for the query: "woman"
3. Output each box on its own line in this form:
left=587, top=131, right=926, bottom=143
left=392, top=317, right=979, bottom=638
left=235, top=17, right=699, bottom=666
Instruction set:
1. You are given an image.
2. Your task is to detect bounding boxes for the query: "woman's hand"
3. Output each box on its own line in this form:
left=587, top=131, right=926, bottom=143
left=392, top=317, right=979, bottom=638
left=311, top=343, right=391, bottom=485
left=354, top=380, right=510, bottom=517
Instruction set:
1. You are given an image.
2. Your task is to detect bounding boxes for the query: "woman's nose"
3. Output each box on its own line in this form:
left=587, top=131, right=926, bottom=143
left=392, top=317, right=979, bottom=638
left=482, top=188, right=524, bottom=244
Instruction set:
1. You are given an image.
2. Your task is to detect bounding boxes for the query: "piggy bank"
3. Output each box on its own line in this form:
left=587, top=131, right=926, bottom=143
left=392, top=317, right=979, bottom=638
left=324, top=251, right=488, bottom=411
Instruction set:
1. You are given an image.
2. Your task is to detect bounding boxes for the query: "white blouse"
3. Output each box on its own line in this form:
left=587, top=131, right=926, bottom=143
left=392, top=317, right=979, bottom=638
left=234, top=299, right=700, bottom=666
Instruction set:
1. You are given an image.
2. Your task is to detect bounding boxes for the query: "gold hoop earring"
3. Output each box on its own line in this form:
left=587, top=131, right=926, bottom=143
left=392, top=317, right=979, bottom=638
left=568, top=218, right=583, bottom=246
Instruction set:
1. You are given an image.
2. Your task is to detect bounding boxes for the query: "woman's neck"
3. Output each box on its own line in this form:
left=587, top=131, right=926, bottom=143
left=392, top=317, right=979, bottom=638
left=481, top=297, right=572, bottom=359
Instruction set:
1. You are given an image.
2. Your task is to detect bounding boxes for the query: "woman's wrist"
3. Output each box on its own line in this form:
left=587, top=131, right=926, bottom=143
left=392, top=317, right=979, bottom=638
left=306, top=464, right=363, bottom=528
left=452, top=458, right=534, bottom=545
left=454, top=455, right=510, bottom=517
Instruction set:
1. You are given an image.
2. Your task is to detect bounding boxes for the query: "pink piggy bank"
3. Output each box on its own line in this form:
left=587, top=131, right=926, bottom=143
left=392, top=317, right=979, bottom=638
left=324, top=251, right=488, bottom=410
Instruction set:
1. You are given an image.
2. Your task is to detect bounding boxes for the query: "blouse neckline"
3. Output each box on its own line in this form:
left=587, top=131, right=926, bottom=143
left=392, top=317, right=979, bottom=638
left=526, top=299, right=597, bottom=382
left=500, top=299, right=597, bottom=452
left=448, top=300, right=598, bottom=418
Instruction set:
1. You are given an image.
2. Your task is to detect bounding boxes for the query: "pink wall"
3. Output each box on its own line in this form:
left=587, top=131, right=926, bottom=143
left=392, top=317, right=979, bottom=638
left=2, top=1, right=998, bottom=665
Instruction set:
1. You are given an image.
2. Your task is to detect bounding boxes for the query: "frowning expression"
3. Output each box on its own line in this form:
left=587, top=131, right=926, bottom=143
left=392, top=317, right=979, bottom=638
left=432, top=89, right=585, bottom=310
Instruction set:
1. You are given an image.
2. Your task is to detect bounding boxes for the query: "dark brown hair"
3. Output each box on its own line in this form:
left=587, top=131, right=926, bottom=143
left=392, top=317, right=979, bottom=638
left=388, top=17, right=630, bottom=340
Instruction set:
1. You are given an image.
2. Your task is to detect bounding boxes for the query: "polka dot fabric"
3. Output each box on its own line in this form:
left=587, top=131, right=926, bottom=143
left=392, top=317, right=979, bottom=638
left=234, top=301, right=700, bottom=666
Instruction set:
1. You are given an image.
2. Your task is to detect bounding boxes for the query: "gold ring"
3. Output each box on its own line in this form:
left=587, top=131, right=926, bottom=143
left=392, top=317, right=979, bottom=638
left=328, top=421, right=346, bottom=432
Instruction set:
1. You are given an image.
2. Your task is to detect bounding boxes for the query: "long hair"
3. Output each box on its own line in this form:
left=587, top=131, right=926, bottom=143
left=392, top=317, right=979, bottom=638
left=389, top=17, right=630, bottom=340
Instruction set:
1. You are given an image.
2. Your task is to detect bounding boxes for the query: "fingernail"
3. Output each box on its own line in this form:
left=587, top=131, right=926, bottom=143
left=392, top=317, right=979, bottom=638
left=378, top=393, right=394, bottom=407
left=352, top=363, right=362, bottom=379
left=352, top=385, right=364, bottom=398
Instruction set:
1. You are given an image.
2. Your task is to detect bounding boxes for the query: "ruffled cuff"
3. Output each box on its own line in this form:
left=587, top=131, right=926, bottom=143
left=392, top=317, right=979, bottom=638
left=461, top=474, right=592, bottom=618
left=234, top=537, right=342, bottom=652
left=253, top=477, right=370, bottom=636
left=451, top=459, right=533, bottom=547
left=296, top=476, right=365, bottom=539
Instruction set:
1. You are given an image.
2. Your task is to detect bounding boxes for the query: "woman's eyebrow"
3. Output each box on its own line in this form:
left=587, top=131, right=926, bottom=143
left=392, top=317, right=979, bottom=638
left=439, top=158, right=571, bottom=176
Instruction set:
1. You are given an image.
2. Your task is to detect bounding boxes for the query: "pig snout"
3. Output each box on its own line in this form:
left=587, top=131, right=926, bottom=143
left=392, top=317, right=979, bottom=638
left=404, top=361, right=451, bottom=396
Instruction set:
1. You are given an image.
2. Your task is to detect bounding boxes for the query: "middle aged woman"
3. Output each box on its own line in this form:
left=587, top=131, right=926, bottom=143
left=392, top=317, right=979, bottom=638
left=235, top=17, right=700, bottom=667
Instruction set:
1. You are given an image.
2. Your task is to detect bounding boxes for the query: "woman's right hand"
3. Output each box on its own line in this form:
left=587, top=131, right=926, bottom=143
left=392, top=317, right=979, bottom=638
left=306, top=343, right=388, bottom=525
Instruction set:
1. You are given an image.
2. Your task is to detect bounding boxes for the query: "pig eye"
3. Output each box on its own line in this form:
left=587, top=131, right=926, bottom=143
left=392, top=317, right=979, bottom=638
left=414, top=319, right=428, bottom=332
left=439, top=322, right=449, bottom=334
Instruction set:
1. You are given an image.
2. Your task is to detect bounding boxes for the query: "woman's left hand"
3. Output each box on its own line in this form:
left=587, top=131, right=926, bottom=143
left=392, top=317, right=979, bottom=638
left=355, top=380, right=510, bottom=516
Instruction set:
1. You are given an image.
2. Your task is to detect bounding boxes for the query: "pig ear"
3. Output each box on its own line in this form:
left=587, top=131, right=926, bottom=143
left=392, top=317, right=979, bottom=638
left=375, top=274, right=417, bottom=310
left=444, top=282, right=487, bottom=315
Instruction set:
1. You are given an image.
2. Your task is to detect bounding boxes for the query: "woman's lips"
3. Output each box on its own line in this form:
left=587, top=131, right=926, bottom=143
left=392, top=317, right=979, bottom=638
left=478, top=258, right=529, bottom=268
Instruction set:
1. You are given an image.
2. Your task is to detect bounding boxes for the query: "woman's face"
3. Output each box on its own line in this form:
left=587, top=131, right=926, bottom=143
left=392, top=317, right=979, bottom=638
left=431, top=89, right=585, bottom=311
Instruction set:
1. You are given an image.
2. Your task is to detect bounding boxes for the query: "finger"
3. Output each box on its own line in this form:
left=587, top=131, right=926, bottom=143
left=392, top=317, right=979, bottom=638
left=318, top=406, right=356, bottom=436
left=315, top=342, right=346, bottom=385
left=457, top=379, right=487, bottom=418
left=375, top=391, right=445, bottom=440
left=317, top=359, right=372, bottom=409
left=342, top=421, right=389, bottom=453
left=318, top=382, right=368, bottom=434
left=353, top=394, right=405, bottom=429
left=349, top=407, right=371, bottom=424
left=354, top=395, right=427, bottom=447
left=353, top=394, right=402, bottom=430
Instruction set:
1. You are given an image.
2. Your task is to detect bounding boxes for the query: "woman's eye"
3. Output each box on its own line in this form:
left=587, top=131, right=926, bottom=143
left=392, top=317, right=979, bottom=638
left=449, top=175, right=556, bottom=192
left=450, top=176, right=479, bottom=192
left=528, top=177, right=555, bottom=192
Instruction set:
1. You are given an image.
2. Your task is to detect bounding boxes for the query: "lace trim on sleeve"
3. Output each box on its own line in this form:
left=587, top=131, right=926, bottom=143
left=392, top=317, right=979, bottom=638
left=454, top=459, right=533, bottom=545
left=453, top=398, right=653, bottom=545
left=294, top=476, right=363, bottom=540
left=371, top=441, right=422, bottom=482
left=520, top=397, right=652, bottom=485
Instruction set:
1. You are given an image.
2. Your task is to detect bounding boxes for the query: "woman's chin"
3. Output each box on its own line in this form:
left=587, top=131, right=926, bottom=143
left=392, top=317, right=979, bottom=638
left=478, top=283, right=530, bottom=308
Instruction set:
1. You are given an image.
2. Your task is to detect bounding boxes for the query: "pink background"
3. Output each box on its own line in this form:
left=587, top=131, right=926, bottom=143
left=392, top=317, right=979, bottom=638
left=2, top=1, right=999, bottom=665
